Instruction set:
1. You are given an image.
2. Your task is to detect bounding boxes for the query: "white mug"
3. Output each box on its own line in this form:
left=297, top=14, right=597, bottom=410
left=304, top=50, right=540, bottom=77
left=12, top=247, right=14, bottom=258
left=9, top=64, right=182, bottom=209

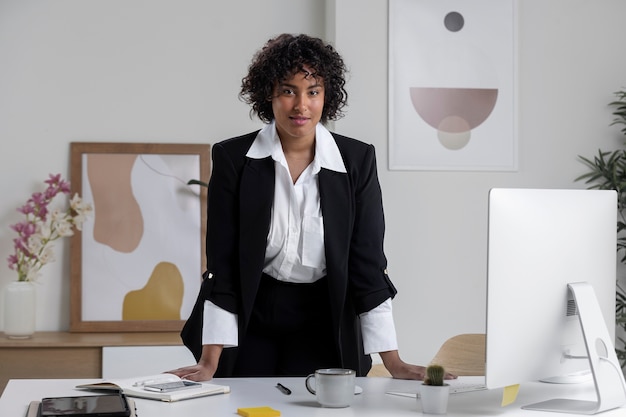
left=305, top=368, right=356, bottom=408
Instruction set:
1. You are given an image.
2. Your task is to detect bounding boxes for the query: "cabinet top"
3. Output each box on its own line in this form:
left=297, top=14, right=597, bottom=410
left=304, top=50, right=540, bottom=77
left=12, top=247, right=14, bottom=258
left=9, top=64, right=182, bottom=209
left=0, top=331, right=183, bottom=348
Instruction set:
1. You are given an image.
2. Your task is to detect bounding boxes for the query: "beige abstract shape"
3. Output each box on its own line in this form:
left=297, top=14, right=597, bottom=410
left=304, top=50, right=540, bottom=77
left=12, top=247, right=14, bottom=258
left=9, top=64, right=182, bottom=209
left=87, top=154, right=143, bottom=253
left=122, top=262, right=184, bottom=320
left=409, top=87, right=498, bottom=150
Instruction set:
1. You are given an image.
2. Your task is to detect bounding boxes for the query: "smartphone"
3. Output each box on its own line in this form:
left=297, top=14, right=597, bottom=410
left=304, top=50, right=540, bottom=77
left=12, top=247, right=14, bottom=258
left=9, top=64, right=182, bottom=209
left=40, top=393, right=130, bottom=417
left=143, top=380, right=202, bottom=392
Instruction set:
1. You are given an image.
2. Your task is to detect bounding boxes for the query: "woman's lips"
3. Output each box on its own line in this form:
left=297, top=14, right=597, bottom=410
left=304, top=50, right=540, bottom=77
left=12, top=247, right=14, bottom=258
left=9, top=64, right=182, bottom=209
left=290, top=116, right=309, bottom=126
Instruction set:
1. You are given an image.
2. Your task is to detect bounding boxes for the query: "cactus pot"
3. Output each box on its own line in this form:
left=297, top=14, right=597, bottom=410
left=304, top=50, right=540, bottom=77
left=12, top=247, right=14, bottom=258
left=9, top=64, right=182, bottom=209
left=419, top=383, right=450, bottom=414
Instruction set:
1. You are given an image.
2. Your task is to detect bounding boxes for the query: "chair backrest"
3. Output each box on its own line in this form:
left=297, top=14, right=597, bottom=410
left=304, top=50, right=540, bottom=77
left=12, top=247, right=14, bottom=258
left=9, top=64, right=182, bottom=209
left=429, top=333, right=486, bottom=376
left=367, top=363, right=392, bottom=377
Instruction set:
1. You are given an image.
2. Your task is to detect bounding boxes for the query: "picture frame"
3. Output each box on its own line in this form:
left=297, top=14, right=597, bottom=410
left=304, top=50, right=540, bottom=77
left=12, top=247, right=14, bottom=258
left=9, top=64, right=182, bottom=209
left=69, top=142, right=210, bottom=332
left=388, top=0, right=518, bottom=171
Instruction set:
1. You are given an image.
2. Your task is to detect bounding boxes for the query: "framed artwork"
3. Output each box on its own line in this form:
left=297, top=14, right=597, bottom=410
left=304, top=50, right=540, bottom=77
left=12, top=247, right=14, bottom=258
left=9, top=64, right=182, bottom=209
left=69, top=142, right=210, bottom=332
left=389, top=0, right=517, bottom=171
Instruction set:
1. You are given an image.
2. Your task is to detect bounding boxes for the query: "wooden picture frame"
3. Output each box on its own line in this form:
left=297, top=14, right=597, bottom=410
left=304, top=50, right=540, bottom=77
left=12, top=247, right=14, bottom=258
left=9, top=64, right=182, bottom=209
left=69, top=142, right=210, bottom=332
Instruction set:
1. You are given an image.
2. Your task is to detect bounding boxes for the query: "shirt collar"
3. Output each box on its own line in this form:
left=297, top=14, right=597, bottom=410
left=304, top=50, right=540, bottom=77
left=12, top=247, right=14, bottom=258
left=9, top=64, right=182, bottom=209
left=246, top=121, right=347, bottom=173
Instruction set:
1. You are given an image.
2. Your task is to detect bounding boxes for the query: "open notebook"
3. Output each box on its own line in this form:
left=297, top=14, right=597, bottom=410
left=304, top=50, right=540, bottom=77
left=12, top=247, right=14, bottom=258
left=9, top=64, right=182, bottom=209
left=75, top=373, right=230, bottom=402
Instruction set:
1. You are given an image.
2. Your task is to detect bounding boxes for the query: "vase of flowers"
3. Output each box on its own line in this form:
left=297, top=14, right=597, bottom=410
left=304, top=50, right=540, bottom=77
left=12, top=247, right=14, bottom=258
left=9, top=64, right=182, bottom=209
left=3, top=281, right=36, bottom=338
left=4, top=174, right=92, bottom=338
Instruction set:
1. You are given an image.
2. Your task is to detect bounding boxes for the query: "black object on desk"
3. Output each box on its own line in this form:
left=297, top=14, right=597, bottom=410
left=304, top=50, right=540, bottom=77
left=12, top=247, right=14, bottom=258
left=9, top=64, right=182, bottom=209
left=275, top=383, right=292, bottom=395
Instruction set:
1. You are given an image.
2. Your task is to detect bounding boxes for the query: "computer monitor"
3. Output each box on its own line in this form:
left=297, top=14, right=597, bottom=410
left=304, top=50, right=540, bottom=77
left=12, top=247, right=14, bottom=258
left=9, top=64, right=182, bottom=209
left=485, top=188, right=626, bottom=414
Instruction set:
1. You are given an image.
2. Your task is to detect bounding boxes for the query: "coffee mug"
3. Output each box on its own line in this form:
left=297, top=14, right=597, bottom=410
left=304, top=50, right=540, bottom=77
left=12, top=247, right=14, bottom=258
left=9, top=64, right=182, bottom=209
left=305, top=368, right=356, bottom=408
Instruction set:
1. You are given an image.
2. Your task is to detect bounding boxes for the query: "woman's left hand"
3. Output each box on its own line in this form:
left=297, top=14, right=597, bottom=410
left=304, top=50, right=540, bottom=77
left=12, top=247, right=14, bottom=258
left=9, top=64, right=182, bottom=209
left=378, top=350, right=457, bottom=381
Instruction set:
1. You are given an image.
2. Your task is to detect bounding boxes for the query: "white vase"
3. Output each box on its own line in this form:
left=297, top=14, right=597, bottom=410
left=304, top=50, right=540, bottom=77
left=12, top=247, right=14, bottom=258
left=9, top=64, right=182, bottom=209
left=3, top=281, right=36, bottom=339
left=419, top=384, right=450, bottom=414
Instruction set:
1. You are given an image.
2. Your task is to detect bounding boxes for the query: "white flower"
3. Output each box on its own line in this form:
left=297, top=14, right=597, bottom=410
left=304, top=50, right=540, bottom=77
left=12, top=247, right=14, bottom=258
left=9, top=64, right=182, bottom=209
left=69, top=194, right=93, bottom=232
left=38, top=245, right=56, bottom=265
left=38, top=222, right=53, bottom=240
left=25, top=267, right=40, bottom=282
left=54, top=217, right=75, bottom=238
left=27, top=234, right=44, bottom=254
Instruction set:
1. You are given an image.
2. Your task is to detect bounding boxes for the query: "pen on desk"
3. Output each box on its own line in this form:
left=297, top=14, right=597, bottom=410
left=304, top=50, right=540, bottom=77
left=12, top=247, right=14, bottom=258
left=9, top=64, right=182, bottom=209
left=275, top=383, right=291, bottom=395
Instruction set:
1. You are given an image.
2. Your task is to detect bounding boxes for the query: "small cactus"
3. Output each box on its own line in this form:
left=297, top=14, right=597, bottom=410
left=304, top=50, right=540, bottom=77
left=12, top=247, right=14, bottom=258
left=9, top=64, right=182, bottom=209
left=423, top=364, right=445, bottom=386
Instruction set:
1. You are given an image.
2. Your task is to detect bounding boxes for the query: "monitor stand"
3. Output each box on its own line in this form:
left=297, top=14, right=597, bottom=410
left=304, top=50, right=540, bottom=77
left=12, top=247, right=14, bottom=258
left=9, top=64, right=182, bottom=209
left=522, top=282, right=626, bottom=414
left=541, top=370, right=593, bottom=385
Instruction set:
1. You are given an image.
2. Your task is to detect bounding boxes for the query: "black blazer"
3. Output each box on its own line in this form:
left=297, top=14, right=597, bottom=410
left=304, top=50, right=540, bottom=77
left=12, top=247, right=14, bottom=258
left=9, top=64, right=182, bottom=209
left=181, top=130, right=397, bottom=376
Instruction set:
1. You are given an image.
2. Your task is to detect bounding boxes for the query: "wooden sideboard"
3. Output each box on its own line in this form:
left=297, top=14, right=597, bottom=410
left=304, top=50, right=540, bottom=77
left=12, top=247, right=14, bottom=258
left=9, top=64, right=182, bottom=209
left=0, top=331, right=183, bottom=394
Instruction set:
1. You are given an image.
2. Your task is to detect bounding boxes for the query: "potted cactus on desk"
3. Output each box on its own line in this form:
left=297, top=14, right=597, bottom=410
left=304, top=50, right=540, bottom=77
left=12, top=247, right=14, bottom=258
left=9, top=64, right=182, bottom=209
left=419, top=364, right=450, bottom=414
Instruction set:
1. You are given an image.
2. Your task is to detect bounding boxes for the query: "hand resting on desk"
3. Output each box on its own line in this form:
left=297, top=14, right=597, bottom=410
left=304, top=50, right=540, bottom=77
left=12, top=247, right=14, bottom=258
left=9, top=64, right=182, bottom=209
left=166, top=347, right=457, bottom=382
left=167, top=344, right=222, bottom=382
left=379, top=350, right=457, bottom=381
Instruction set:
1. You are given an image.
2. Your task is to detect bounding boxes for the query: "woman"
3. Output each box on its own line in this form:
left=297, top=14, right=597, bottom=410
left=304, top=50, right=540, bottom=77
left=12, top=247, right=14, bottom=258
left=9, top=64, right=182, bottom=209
left=170, top=33, right=434, bottom=381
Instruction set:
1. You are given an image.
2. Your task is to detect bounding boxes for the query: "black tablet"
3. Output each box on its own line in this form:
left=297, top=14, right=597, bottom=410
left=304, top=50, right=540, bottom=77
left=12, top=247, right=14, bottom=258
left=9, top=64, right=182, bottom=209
left=40, top=393, right=131, bottom=417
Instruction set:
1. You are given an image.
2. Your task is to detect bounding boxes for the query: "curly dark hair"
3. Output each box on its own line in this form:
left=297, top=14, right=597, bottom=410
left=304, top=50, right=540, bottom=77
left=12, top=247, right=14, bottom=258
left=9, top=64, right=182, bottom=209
left=239, top=33, right=348, bottom=124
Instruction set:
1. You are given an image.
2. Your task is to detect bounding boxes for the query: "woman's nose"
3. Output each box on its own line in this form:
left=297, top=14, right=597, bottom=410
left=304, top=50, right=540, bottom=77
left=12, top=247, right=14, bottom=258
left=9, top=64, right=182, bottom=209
left=294, top=94, right=308, bottom=111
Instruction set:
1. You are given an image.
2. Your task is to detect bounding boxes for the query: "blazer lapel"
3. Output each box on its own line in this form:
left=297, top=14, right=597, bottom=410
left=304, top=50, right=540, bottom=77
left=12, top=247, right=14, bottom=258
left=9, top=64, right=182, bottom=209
left=319, top=168, right=351, bottom=324
left=239, top=156, right=275, bottom=324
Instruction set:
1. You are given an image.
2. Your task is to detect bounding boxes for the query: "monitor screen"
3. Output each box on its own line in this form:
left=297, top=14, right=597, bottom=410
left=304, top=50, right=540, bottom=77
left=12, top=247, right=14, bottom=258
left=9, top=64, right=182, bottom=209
left=485, top=188, right=626, bottom=413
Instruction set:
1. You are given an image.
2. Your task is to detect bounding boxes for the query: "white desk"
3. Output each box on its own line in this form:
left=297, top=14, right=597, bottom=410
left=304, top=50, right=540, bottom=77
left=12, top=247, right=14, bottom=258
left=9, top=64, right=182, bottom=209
left=0, top=376, right=623, bottom=417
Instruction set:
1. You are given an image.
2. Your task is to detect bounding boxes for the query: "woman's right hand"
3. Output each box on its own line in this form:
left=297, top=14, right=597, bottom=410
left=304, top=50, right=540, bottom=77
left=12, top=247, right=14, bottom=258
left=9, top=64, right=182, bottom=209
left=166, top=344, right=223, bottom=382
left=166, top=362, right=217, bottom=382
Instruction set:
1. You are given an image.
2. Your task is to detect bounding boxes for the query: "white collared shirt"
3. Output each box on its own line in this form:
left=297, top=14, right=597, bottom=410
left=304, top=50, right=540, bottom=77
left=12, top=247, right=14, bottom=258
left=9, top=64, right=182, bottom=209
left=247, top=121, right=345, bottom=283
left=203, top=122, right=398, bottom=355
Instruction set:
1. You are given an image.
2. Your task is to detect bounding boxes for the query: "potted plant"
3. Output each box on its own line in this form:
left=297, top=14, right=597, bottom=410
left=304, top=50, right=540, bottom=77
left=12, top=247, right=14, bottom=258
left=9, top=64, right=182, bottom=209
left=576, top=89, right=626, bottom=371
left=419, top=364, right=449, bottom=414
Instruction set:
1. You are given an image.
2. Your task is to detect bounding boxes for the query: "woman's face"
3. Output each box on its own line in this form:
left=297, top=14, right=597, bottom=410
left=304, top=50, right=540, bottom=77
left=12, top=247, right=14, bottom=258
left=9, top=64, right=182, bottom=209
left=271, top=67, right=325, bottom=145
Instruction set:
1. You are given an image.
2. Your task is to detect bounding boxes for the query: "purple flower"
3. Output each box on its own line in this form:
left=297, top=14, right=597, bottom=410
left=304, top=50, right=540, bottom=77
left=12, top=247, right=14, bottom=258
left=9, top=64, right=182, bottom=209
left=17, top=203, right=34, bottom=215
left=7, top=254, right=18, bottom=269
left=7, top=173, right=92, bottom=281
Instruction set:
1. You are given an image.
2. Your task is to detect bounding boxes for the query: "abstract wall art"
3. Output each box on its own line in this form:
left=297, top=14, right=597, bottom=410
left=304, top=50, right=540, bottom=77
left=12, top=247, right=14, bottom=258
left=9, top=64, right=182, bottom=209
left=69, top=142, right=210, bottom=332
left=389, top=0, right=517, bottom=171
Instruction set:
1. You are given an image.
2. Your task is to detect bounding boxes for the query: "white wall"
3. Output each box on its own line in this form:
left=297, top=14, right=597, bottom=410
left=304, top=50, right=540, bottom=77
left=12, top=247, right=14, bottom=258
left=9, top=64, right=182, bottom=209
left=1, top=0, right=626, bottom=367
left=0, top=0, right=324, bottom=331
left=331, top=0, right=626, bottom=365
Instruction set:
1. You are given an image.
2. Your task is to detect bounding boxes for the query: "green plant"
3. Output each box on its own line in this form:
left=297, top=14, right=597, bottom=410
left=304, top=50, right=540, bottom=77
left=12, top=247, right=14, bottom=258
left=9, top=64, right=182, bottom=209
left=423, top=364, right=445, bottom=386
left=576, top=89, right=626, bottom=369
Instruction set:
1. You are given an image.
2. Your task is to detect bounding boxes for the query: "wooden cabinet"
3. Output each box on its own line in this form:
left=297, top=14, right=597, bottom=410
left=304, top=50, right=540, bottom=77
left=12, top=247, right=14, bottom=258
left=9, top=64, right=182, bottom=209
left=0, top=331, right=184, bottom=394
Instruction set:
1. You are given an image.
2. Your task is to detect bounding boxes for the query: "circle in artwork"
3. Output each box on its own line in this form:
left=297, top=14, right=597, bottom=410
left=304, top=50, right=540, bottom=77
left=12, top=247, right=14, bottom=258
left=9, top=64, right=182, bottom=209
left=444, top=12, right=464, bottom=32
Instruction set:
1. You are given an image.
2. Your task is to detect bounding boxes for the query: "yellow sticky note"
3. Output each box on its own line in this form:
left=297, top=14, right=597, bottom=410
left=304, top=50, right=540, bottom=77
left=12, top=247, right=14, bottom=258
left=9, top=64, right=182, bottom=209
left=501, top=384, right=520, bottom=406
left=237, top=406, right=281, bottom=417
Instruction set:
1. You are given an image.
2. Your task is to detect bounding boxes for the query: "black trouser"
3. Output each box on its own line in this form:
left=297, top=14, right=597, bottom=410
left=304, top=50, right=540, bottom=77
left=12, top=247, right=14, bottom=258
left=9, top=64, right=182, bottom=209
left=232, top=273, right=340, bottom=376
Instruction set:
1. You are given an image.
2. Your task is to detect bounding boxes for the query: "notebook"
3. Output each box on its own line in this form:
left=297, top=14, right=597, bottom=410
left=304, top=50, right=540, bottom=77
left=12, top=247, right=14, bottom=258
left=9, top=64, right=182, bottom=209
left=75, top=373, right=230, bottom=402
